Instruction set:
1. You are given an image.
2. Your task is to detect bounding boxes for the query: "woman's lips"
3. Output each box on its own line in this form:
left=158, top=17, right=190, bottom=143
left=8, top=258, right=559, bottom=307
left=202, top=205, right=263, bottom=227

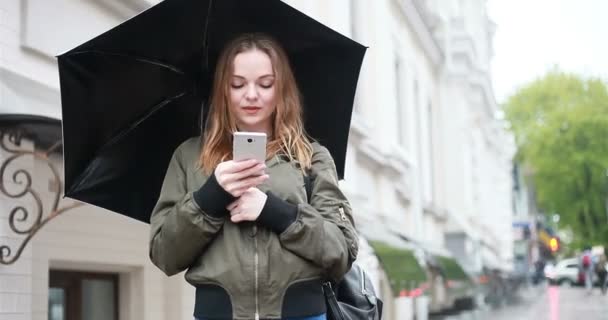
left=242, top=106, right=261, bottom=114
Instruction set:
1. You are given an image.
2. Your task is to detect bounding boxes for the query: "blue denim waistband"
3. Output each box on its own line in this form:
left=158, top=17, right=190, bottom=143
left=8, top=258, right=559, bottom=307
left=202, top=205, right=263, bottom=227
left=195, top=314, right=326, bottom=320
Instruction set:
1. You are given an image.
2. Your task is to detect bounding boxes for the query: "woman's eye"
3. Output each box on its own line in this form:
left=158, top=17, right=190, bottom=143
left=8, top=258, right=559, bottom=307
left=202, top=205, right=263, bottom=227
left=260, top=83, right=273, bottom=89
left=231, top=83, right=244, bottom=89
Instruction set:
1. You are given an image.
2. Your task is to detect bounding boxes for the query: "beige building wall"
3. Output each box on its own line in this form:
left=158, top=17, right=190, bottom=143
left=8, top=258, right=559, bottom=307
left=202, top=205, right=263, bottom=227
left=0, top=139, right=36, bottom=320
left=0, top=138, right=195, bottom=320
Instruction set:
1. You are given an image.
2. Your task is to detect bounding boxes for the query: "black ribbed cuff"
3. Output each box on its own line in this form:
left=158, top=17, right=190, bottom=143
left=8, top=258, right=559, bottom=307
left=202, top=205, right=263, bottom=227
left=258, top=192, right=298, bottom=234
left=192, top=174, right=235, bottom=218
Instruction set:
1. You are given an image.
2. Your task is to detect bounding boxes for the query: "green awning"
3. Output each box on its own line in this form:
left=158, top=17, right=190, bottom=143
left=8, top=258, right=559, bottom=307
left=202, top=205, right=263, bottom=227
left=436, top=256, right=468, bottom=281
left=369, top=241, right=428, bottom=295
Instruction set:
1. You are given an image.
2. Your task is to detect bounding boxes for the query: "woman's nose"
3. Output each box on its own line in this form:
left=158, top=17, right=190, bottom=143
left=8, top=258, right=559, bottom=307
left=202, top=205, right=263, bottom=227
left=245, top=84, right=258, bottom=101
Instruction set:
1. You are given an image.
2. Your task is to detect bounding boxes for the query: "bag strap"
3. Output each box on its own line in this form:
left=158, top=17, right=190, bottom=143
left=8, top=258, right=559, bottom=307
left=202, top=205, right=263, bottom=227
left=322, top=282, right=346, bottom=320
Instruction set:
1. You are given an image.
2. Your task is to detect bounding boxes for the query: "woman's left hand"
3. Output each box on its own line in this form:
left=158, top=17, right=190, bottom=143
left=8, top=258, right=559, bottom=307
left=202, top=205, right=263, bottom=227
left=227, top=188, right=268, bottom=223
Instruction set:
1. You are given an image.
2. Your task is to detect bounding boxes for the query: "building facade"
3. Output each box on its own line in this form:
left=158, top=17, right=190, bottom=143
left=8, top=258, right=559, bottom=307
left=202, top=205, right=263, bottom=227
left=0, top=0, right=514, bottom=319
left=420, top=0, right=516, bottom=273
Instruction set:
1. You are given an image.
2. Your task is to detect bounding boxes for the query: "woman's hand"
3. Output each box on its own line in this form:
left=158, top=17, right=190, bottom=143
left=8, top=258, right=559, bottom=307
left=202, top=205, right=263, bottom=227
left=215, top=159, right=269, bottom=197
left=227, top=188, right=268, bottom=223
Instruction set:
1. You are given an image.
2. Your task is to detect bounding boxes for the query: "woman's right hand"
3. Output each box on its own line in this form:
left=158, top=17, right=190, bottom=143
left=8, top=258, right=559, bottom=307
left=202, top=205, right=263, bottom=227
left=214, top=159, right=269, bottom=197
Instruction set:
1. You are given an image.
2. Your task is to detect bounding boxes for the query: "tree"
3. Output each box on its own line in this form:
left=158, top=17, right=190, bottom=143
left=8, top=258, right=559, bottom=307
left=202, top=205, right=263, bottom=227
left=504, top=70, right=608, bottom=248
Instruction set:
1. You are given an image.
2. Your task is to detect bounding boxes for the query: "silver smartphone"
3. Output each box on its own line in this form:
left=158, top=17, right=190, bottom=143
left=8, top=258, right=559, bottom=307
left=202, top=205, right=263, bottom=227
left=233, top=132, right=267, bottom=162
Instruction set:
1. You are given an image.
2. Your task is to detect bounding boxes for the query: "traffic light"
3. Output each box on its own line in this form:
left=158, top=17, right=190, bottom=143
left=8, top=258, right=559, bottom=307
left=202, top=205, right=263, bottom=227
left=549, top=237, right=559, bottom=252
left=539, top=227, right=560, bottom=254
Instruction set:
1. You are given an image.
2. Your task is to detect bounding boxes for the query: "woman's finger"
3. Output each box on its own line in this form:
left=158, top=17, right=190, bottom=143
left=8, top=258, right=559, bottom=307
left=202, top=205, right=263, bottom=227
left=225, top=159, right=260, bottom=174
left=229, top=175, right=269, bottom=194
left=229, top=207, right=240, bottom=216
left=231, top=187, right=251, bottom=198
left=231, top=213, right=248, bottom=223
left=220, top=163, right=265, bottom=187
left=226, top=200, right=239, bottom=211
left=232, top=163, right=266, bottom=181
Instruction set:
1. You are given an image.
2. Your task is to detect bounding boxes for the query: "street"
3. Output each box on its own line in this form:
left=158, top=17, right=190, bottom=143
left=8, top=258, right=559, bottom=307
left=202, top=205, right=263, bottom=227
left=431, top=285, right=608, bottom=320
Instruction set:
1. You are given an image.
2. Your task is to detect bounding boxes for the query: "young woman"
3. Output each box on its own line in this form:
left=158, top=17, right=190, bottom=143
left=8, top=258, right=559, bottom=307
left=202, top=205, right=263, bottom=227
left=149, top=33, right=358, bottom=320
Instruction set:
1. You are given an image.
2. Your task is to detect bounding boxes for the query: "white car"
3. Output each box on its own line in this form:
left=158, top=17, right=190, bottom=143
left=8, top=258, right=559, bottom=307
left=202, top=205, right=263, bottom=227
left=545, top=258, right=580, bottom=286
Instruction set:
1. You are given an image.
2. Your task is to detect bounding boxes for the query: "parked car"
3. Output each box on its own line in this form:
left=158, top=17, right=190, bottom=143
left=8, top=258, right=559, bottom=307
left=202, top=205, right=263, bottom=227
left=545, top=258, right=580, bottom=286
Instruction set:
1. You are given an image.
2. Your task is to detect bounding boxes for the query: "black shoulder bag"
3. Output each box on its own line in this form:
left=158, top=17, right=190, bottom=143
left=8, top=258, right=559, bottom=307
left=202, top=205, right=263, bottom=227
left=303, top=174, right=383, bottom=320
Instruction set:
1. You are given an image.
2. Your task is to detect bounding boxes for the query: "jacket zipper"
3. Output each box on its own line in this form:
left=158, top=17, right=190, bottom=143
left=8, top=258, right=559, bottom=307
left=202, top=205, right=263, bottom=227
left=253, top=224, right=260, bottom=320
left=359, top=265, right=368, bottom=295
left=338, top=206, right=347, bottom=221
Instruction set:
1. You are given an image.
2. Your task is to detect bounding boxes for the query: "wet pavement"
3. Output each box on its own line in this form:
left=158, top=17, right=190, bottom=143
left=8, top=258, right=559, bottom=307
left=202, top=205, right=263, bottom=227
left=431, top=284, right=608, bottom=320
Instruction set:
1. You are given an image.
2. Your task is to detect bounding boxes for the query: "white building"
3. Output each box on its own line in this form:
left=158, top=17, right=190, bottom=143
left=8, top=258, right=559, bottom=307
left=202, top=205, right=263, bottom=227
left=0, top=1, right=514, bottom=319
left=327, top=0, right=515, bottom=276
left=419, top=0, right=516, bottom=273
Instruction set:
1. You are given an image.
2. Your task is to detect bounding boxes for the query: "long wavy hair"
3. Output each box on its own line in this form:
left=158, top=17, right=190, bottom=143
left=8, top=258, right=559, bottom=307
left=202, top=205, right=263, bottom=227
left=199, top=33, right=313, bottom=175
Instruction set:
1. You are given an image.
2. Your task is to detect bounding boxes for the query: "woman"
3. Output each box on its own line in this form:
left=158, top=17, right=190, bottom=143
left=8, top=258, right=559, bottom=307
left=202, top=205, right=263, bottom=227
left=149, top=33, right=358, bottom=320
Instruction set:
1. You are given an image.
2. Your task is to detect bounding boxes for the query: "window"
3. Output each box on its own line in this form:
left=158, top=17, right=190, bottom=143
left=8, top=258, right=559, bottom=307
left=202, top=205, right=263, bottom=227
left=424, top=102, right=435, bottom=202
left=413, top=80, right=419, bottom=151
left=414, top=85, right=436, bottom=203
left=48, top=288, right=66, bottom=320
left=49, top=270, right=119, bottom=320
left=395, top=57, right=407, bottom=147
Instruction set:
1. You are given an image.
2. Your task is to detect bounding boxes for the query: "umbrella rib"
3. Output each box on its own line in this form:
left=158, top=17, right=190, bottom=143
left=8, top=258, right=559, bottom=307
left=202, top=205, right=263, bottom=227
left=64, top=50, right=185, bottom=74
left=67, top=91, right=189, bottom=196
left=104, top=91, right=188, bottom=148
left=202, top=0, right=214, bottom=71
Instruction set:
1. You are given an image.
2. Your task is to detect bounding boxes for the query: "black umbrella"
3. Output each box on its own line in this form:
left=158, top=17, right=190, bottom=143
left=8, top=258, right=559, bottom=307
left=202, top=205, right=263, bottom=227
left=58, top=0, right=367, bottom=223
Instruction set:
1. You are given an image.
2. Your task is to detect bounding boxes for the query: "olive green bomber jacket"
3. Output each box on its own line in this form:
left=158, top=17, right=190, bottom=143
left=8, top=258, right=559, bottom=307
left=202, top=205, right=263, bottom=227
left=149, top=137, right=358, bottom=320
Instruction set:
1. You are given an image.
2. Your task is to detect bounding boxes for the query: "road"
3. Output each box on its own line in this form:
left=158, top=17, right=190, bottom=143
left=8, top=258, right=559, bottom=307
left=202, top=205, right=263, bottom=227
left=431, top=285, right=608, bottom=320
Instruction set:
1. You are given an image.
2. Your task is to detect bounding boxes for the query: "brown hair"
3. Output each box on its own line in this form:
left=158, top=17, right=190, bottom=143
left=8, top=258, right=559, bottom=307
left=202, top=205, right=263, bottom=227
left=199, top=33, right=313, bottom=174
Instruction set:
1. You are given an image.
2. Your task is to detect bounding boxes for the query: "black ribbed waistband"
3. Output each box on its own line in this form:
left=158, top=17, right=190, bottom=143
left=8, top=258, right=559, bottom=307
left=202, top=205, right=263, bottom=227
left=193, top=279, right=326, bottom=319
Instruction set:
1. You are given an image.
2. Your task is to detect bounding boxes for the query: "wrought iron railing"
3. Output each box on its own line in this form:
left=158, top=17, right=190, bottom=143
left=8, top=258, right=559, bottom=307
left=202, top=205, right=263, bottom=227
left=0, top=129, right=82, bottom=265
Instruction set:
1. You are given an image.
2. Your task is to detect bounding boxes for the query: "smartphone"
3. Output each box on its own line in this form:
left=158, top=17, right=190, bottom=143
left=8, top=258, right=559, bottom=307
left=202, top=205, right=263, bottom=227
left=233, top=132, right=267, bottom=162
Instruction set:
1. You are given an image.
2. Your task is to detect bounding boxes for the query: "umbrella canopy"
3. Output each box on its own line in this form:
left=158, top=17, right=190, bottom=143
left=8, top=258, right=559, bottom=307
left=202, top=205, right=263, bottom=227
left=58, top=0, right=367, bottom=223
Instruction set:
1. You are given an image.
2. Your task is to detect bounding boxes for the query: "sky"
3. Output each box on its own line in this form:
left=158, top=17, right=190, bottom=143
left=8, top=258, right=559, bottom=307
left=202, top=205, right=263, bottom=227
left=487, top=0, right=608, bottom=103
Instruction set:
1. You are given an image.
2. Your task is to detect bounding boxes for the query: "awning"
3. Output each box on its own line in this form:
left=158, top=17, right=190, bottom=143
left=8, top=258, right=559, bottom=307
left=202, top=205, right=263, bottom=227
left=435, top=255, right=469, bottom=281
left=368, top=240, right=428, bottom=295
left=357, top=223, right=428, bottom=296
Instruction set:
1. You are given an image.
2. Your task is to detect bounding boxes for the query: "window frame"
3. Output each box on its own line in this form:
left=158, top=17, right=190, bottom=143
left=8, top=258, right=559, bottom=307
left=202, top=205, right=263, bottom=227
left=49, top=270, right=119, bottom=320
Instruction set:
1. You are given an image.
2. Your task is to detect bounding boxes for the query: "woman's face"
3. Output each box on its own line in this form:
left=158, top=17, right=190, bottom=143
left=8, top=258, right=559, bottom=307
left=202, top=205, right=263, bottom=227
left=229, top=49, right=277, bottom=135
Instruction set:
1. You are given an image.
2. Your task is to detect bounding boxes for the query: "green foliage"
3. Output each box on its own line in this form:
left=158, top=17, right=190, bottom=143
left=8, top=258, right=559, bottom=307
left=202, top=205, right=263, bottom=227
left=504, top=70, right=608, bottom=247
left=369, top=241, right=427, bottom=296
